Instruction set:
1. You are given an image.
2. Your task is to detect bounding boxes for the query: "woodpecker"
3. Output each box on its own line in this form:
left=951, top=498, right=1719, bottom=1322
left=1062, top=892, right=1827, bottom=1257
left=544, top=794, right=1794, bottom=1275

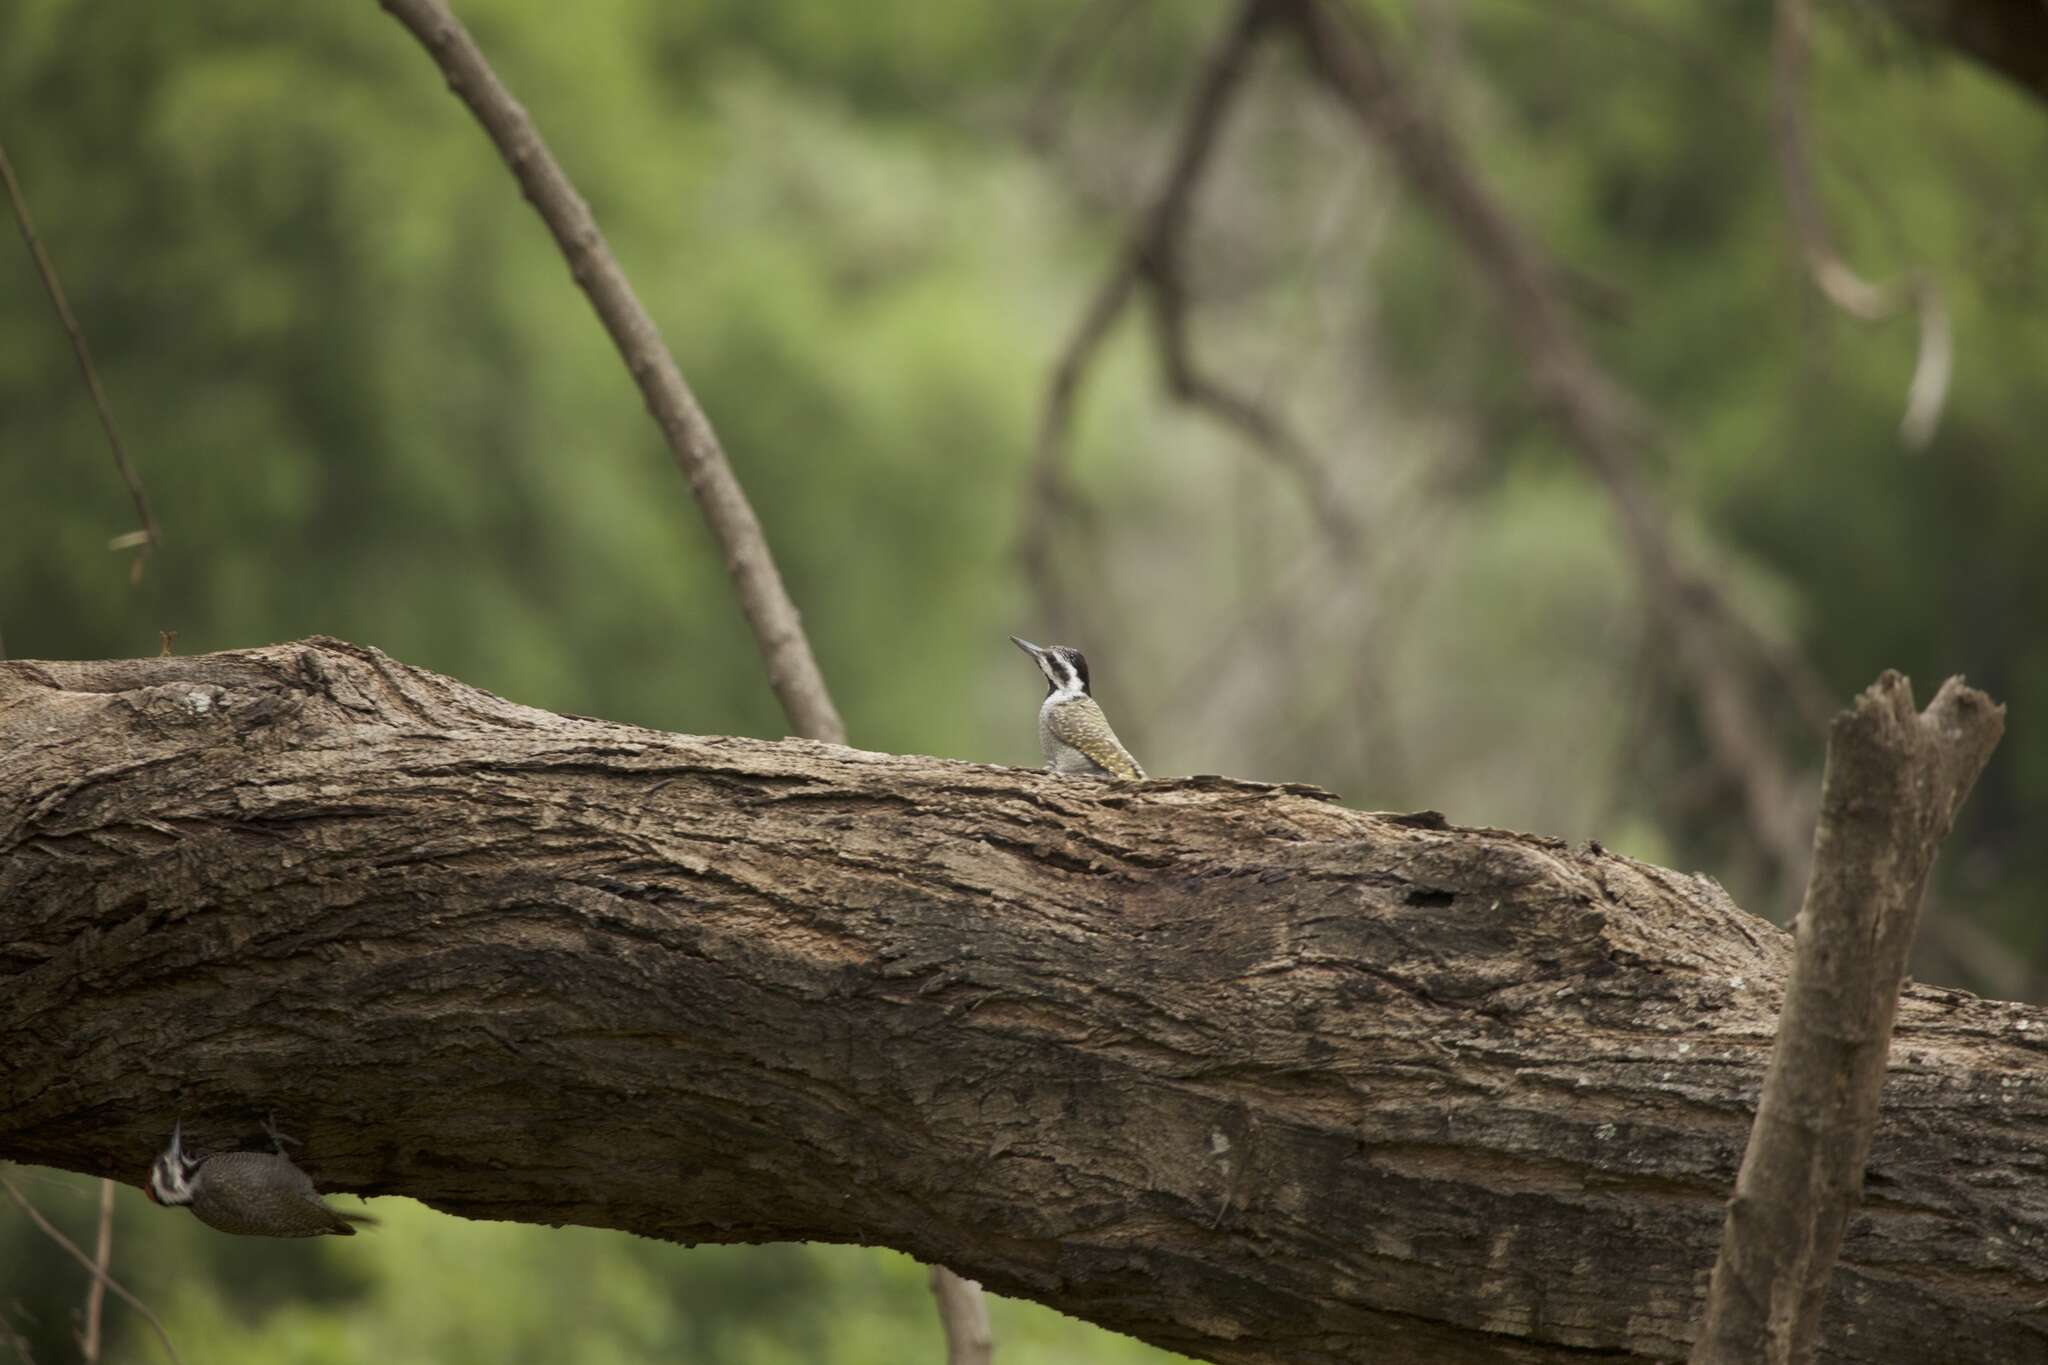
left=145, top=1119, right=373, bottom=1238
left=1010, top=636, right=1145, bottom=780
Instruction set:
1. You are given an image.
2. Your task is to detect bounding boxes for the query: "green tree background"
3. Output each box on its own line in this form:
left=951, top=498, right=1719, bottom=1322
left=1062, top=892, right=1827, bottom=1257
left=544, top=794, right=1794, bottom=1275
left=4, top=0, right=2044, bottom=1359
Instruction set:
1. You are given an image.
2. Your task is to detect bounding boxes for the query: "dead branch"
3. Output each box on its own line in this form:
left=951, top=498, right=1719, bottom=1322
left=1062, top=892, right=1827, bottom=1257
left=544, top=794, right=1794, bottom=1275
left=377, top=0, right=845, bottom=745
left=0, top=1314, right=31, bottom=1365
left=0, top=1179, right=180, bottom=1365
left=1024, top=0, right=1152, bottom=150
left=1021, top=0, right=1358, bottom=634
left=1774, top=0, right=1951, bottom=450
left=2, top=639, right=2041, bottom=1364
left=929, top=1266, right=995, bottom=1365
left=1692, top=673, right=2004, bottom=1364
left=0, top=140, right=161, bottom=579
left=1283, top=0, right=1822, bottom=902
left=1143, top=265, right=1359, bottom=552
left=76, top=1179, right=113, bottom=1364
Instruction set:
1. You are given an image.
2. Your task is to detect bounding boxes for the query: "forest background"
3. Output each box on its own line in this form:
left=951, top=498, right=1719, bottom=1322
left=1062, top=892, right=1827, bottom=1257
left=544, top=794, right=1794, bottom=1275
left=3, top=0, right=2044, bottom=1360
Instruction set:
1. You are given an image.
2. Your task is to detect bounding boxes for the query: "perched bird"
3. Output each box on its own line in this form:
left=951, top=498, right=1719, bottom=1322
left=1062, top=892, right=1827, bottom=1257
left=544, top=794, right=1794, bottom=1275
left=145, top=1119, right=373, bottom=1238
left=1010, top=636, right=1146, bottom=780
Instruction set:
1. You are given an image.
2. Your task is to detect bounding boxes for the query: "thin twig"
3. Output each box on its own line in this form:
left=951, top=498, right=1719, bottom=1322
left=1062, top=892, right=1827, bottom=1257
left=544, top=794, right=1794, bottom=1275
left=0, top=139, right=161, bottom=577
left=0, top=1311, right=36, bottom=1365
left=1287, top=0, right=1820, bottom=897
left=1024, top=0, right=1152, bottom=150
left=0, top=1177, right=183, bottom=1365
left=1022, top=0, right=1267, bottom=626
left=1773, top=0, right=1950, bottom=449
left=1143, top=265, right=1359, bottom=553
left=378, top=0, right=846, bottom=745
left=1691, top=674, right=2003, bottom=1365
left=929, top=1265, right=995, bottom=1365
left=1021, top=255, right=1138, bottom=634
left=77, top=1179, right=114, bottom=1364
left=1021, top=0, right=1360, bottom=633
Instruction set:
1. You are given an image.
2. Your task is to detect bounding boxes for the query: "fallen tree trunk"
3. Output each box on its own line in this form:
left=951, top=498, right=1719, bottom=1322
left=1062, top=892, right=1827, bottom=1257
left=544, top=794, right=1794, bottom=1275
left=1, top=639, right=2042, bottom=1363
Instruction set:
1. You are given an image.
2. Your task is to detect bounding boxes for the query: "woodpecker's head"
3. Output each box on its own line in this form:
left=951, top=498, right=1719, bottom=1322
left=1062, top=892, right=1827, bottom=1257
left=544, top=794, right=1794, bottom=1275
left=145, top=1122, right=199, bottom=1207
left=1011, top=637, right=1091, bottom=698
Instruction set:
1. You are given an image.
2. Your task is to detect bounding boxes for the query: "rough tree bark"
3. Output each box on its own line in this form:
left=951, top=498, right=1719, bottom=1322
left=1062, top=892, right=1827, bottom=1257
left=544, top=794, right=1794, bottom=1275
left=1694, top=674, right=2005, bottom=1364
left=3, top=640, right=2045, bottom=1365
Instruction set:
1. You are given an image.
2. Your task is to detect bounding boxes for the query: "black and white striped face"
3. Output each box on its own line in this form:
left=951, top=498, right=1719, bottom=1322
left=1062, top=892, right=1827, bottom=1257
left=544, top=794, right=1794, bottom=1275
left=1011, top=637, right=1091, bottom=697
left=146, top=1123, right=199, bottom=1206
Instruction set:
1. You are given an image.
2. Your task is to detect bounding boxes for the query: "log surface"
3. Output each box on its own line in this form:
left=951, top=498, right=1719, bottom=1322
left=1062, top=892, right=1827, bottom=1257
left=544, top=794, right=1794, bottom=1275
left=2, top=640, right=2043, bottom=1363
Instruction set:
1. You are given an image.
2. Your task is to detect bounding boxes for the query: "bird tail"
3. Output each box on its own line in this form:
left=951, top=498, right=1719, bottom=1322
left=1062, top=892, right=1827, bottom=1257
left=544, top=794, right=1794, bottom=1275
left=325, top=1205, right=378, bottom=1235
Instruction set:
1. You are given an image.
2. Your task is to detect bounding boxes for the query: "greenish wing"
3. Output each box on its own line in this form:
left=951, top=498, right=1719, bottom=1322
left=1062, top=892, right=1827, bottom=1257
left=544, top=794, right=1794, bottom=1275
left=1046, top=698, right=1145, bottom=779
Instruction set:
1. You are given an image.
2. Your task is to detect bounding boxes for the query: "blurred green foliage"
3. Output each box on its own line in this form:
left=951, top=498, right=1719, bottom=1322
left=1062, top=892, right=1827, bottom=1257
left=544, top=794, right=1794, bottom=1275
left=5, top=0, right=2046, bottom=1356
left=0, top=1176, right=1185, bottom=1363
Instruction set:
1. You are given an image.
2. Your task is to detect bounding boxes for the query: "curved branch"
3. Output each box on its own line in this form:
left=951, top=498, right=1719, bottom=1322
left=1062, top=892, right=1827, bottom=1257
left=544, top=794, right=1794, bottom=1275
left=0, top=139, right=161, bottom=576
left=1, top=640, right=2042, bottom=1363
left=1284, top=0, right=1825, bottom=900
left=377, top=0, right=845, bottom=745
left=1021, top=0, right=1359, bottom=634
left=1774, top=0, right=1952, bottom=450
left=0, top=1178, right=182, bottom=1365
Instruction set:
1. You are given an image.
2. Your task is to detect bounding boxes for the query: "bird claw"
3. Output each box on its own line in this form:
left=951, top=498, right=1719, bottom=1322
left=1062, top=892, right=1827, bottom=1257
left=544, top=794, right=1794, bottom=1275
left=263, top=1112, right=302, bottom=1153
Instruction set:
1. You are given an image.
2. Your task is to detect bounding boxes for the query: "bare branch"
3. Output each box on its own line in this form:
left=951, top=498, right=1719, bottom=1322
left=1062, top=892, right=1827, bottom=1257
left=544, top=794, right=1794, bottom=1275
left=1024, top=0, right=1152, bottom=150
left=1021, top=0, right=1360, bottom=633
left=377, top=0, right=845, bottom=745
left=0, top=140, right=161, bottom=578
left=1023, top=0, right=1268, bottom=629
left=76, top=1179, right=113, bottom=1365
left=0, top=1178, right=182, bottom=1365
left=1692, top=674, right=2004, bottom=1365
left=0, top=1314, right=33, bottom=1365
left=1142, top=253, right=1360, bottom=554
left=929, top=1266, right=995, bottom=1365
left=1285, top=0, right=1822, bottom=899
left=1773, top=0, right=1951, bottom=450
left=1020, top=252, right=1139, bottom=635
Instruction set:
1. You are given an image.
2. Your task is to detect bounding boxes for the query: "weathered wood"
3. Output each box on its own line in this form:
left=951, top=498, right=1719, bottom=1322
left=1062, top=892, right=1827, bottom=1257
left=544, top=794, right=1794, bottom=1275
left=1, top=639, right=2044, bottom=1364
left=1693, top=674, right=2004, bottom=1364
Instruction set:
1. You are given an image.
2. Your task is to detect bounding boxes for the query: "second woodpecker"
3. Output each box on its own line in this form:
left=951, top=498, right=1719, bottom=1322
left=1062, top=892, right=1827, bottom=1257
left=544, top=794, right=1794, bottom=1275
left=146, top=1119, right=373, bottom=1238
left=1010, top=636, right=1145, bottom=780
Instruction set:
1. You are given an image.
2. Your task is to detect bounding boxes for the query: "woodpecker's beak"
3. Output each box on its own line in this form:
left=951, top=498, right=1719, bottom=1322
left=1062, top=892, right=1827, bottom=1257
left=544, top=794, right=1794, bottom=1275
left=1011, top=636, right=1064, bottom=694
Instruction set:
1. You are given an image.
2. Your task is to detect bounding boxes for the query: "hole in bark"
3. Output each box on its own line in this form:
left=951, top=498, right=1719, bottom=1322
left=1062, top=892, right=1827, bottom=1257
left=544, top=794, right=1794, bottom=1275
left=1405, top=888, right=1455, bottom=908
left=1387, top=809, right=1448, bottom=829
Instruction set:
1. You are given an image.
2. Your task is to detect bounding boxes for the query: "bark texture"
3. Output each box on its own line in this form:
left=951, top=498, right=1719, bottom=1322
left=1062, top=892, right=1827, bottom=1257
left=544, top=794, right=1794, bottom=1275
left=2, top=640, right=2045, bottom=1365
left=1693, top=674, right=2004, bottom=1364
